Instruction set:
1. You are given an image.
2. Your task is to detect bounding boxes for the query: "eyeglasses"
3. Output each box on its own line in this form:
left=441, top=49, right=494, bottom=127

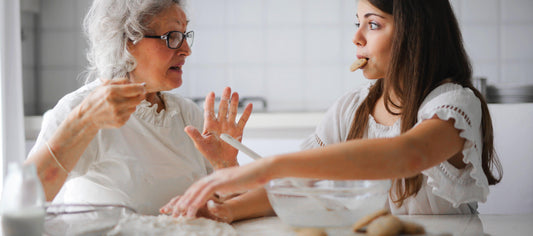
left=144, top=31, right=194, bottom=49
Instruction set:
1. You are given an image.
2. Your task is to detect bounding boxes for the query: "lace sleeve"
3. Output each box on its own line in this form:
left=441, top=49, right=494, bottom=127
left=417, top=83, right=489, bottom=207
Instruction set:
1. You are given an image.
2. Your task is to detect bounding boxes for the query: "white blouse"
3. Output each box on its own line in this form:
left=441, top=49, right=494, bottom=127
left=29, top=80, right=213, bottom=215
left=301, top=82, right=487, bottom=214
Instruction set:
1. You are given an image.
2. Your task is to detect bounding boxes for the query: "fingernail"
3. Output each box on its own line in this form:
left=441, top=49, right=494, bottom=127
left=141, top=82, right=146, bottom=86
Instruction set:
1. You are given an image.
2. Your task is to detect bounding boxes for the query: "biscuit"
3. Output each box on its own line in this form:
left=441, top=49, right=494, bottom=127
left=401, top=221, right=426, bottom=235
left=366, top=215, right=403, bottom=236
left=294, top=228, right=327, bottom=236
left=351, top=208, right=390, bottom=232
left=349, top=58, right=368, bottom=72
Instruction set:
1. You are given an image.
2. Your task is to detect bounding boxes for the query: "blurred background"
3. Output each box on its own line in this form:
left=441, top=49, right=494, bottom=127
left=20, top=0, right=533, bottom=115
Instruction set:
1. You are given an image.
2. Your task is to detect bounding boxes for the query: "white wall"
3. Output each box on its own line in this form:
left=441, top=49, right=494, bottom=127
left=21, top=0, right=533, bottom=114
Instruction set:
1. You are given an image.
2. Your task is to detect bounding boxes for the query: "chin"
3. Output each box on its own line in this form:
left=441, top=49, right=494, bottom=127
left=164, top=77, right=183, bottom=90
left=170, top=80, right=182, bottom=90
left=363, top=70, right=384, bottom=80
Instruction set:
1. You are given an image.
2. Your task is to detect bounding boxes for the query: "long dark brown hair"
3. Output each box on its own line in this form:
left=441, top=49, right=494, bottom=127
left=347, top=0, right=502, bottom=207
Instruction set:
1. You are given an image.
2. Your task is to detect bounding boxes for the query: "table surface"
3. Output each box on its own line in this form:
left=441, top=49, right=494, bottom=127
left=233, top=214, right=533, bottom=236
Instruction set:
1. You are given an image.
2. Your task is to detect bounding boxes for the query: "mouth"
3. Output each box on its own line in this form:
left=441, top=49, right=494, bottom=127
left=350, top=57, right=369, bottom=72
left=357, top=56, right=369, bottom=66
left=169, top=63, right=184, bottom=72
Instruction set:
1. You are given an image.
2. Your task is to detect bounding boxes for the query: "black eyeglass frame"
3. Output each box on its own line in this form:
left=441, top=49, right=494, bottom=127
left=144, top=31, right=194, bottom=49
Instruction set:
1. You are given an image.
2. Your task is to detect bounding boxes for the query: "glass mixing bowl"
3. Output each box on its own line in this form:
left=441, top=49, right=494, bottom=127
left=44, top=203, right=136, bottom=235
left=265, top=178, right=391, bottom=228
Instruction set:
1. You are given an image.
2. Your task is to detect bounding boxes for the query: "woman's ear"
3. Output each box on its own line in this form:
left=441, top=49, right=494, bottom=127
left=127, top=39, right=137, bottom=52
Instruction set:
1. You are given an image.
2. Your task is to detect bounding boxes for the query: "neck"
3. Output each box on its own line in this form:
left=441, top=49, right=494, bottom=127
left=146, top=92, right=165, bottom=112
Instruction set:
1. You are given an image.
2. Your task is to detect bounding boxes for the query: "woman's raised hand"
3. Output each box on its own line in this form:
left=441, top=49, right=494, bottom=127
left=77, top=78, right=146, bottom=129
left=185, top=87, right=253, bottom=169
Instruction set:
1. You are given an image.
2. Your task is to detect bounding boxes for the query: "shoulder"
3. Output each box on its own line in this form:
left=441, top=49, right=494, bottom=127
left=422, top=83, right=480, bottom=109
left=48, top=80, right=101, bottom=119
left=418, top=82, right=483, bottom=130
left=332, top=83, right=372, bottom=112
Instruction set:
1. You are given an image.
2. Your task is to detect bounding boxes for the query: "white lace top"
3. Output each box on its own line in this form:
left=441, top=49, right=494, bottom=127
left=29, top=80, right=213, bottom=215
left=301, top=82, right=487, bottom=214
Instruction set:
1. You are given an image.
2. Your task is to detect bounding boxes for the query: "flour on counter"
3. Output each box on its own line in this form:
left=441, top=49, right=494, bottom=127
left=106, top=214, right=237, bottom=236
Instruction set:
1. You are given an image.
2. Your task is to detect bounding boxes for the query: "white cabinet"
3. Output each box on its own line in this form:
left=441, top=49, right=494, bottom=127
left=478, top=103, right=533, bottom=214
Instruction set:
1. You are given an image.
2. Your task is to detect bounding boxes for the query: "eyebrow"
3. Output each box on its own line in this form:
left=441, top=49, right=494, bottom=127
left=356, top=13, right=386, bottom=19
left=175, top=20, right=189, bottom=27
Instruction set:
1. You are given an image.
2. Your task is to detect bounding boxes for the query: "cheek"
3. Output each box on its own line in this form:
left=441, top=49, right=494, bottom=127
left=375, top=41, right=392, bottom=67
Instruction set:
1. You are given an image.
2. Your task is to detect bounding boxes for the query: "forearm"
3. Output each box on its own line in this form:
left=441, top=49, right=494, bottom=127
left=271, top=137, right=426, bottom=181
left=25, top=105, right=99, bottom=200
left=225, top=188, right=275, bottom=222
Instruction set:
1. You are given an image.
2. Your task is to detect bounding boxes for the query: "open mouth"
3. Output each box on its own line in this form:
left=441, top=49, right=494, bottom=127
left=169, top=65, right=182, bottom=72
left=350, top=58, right=368, bottom=72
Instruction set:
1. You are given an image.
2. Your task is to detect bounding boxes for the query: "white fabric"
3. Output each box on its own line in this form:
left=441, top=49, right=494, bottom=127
left=301, top=82, right=486, bottom=214
left=29, top=80, right=213, bottom=215
left=0, top=0, right=26, bottom=194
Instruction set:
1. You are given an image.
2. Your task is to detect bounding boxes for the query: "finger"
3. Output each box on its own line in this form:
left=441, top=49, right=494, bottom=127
left=100, top=78, right=112, bottom=85
left=175, top=177, right=211, bottom=216
left=228, top=92, right=239, bottom=122
left=237, top=103, right=253, bottom=130
left=108, top=77, right=130, bottom=85
left=180, top=175, right=218, bottom=217
left=160, top=196, right=181, bottom=214
left=217, top=87, right=231, bottom=121
left=109, top=82, right=147, bottom=97
left=187, top=184, right=217, bottom=217
left=109, top=94, right=145, bottom=114
left=206, top=200, right=222, bottom=219
left=207, top=200, right=231, bottom=223
left=184, top=126, right=203, bottom=145
left=204, top=92, right=216, bottom=121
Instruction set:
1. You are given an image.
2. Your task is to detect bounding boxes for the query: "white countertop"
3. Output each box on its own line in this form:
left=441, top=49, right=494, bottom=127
left=233, top=214, right=533, bottom=235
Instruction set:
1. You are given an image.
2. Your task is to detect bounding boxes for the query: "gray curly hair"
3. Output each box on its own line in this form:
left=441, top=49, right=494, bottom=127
left=83, top=0, right=183, bottom=82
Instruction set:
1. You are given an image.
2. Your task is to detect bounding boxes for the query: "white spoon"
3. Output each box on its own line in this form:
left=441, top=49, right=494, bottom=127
left=220, top=133, right=261, bottom=161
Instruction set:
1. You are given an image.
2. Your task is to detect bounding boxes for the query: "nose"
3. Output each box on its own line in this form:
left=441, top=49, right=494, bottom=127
left=352, top=28, right=366, bottom=47
left=177, top=41, right=192, bottom=56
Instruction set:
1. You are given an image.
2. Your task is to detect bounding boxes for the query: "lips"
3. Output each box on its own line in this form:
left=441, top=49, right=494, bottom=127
left=169, top=63, right=184, bottom=72
left=356, top=55, right=369, bottom=68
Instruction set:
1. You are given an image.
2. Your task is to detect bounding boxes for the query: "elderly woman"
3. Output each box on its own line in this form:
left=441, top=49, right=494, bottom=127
left=25, top=0, right=252, bottom=215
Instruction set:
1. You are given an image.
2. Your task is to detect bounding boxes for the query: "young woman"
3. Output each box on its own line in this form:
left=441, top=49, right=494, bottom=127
left=161, top=0, right=502, bottom=220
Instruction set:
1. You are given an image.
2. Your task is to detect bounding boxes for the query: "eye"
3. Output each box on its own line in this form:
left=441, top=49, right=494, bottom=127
left=369, top=22, right=380, bottom=30
left=355, top=22, right=361, bottom=29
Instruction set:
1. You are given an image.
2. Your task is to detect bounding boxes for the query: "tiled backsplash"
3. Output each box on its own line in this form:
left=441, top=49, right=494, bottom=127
left=21, top=0, right=533, bottom=115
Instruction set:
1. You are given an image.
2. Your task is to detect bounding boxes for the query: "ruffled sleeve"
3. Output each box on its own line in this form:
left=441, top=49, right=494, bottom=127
left=417, top=83, right=488, bottom=207
left=300, top=84, right=370, bottom=150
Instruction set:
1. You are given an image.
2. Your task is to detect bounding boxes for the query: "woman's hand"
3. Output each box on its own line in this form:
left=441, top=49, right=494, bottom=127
left=77, top=78, right=146, bottom=129
left=185, top=87, right=253, bottom=169
left=160, top=159, right=272, bottom=218
left=160, top=195, right=234, bottom=223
